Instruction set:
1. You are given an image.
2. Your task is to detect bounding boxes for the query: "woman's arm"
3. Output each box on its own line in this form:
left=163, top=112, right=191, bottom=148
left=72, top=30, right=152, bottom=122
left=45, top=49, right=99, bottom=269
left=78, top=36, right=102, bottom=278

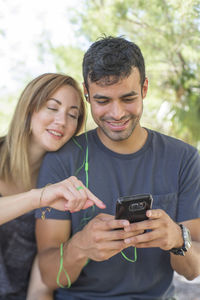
left=0, top=189, right=38, bottom=225
left=0, top=176, right=105, bottom=225
left=27, top=256, right=54, bottom=300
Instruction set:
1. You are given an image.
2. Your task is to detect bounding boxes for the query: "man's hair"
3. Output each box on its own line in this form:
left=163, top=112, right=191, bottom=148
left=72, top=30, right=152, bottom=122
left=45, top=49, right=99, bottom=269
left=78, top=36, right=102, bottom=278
left=83, top=36, right=146, bottom=91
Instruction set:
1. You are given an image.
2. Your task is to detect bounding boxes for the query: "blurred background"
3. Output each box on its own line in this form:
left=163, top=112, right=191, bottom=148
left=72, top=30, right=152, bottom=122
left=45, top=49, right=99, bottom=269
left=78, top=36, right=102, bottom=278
left=0, top=0, right=200, bottom=297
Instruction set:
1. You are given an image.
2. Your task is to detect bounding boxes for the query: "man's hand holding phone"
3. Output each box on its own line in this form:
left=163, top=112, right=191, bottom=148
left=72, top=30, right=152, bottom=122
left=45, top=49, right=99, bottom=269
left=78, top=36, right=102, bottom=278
left=115, top=194, right=153, bottom=246
left=116, top=196, right=183, bottom=252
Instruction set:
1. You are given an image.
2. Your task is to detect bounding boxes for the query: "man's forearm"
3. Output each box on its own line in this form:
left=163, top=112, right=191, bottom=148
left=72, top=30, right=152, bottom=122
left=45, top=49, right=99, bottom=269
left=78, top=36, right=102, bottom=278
left=170, top=241, right=200, bottom=280
left=62, top=234, right=88, bottom=285
left=39, top=236, right=88, bottom=289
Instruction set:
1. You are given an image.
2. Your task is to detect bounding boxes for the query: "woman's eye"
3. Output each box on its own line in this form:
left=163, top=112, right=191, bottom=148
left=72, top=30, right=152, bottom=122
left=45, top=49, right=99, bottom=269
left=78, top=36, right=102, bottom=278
left=47, top=107, right=57, bottom=111
left=69, top=114, right=78, bottom=119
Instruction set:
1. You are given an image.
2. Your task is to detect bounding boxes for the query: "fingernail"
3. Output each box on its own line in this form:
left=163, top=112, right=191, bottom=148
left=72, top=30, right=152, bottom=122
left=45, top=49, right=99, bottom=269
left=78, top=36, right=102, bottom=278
left=125, top=238, right=131, bottom=244
left=124, top=226, right=130, bottom=232
left=122, top=220, right=129, bottom=226
left=147, top=210, right=151, bottom=217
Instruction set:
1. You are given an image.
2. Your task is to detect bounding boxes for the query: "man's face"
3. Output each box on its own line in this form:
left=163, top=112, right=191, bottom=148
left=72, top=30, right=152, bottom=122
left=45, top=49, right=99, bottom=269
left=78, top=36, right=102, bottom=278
left=86, top=68, right=148, bottom=147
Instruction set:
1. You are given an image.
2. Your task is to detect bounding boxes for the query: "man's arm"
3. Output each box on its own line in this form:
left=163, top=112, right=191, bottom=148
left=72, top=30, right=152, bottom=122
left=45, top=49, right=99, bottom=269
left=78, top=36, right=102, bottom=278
left=170, top=218, right=200, bottom=280
left=36, top=214, right=142, bottom=289
left=36, top=218, right=74, bottom=289
left=123, top=210, right=200, bottom=280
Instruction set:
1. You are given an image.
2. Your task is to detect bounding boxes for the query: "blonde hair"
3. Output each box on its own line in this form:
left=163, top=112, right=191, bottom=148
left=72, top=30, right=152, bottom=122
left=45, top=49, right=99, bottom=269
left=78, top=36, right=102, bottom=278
left=0, top=73, right=85, bottom=189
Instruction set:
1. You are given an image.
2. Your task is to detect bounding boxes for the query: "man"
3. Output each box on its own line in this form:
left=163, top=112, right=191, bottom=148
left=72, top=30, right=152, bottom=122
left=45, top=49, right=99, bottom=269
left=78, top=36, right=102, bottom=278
left=35, top=36, right=200, bottom=300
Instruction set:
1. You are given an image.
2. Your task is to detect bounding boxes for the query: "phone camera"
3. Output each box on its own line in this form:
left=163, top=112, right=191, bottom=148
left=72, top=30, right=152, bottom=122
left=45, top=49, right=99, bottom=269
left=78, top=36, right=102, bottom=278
left=129, top=201, right=146, bottom=212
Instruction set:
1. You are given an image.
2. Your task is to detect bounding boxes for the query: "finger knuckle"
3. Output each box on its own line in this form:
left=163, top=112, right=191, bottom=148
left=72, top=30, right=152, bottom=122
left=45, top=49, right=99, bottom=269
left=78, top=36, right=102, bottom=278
left=144, top=221, right=152, bottom=229
left=98, top=252, right=107, bottom=260
left=132, top=223, right=139, bottom=231
left=147, top=231, right=154, bottom=240
left=162, top=240, right=169, bottom=249
left=68, top=176, right=74, bottom=183
left=82, top=193, right=88, bottom=201
left=76, top=194, right=82, bottom=201
left=92, top=221, right=99, bottom=231
left=115, top=232, right=123, bottom=240
left=93, top=235, right=99, bottom=243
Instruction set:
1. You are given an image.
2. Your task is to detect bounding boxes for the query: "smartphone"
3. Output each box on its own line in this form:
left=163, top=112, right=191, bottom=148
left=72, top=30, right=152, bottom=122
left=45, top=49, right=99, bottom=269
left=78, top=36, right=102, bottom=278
left=115, top=194, right=153, bottom=223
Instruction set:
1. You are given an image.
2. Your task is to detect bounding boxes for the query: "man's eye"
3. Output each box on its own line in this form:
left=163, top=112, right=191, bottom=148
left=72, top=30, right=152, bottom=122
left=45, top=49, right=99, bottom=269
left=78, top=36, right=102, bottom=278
left=96, top=100, right=108, bottom=104
left=123, top=98, right=136, bottom=102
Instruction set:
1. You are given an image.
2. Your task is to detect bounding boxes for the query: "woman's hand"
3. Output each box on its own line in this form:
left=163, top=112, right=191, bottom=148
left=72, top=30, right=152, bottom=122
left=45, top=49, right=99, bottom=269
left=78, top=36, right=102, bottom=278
left=39, top=176, right=106, bottom=212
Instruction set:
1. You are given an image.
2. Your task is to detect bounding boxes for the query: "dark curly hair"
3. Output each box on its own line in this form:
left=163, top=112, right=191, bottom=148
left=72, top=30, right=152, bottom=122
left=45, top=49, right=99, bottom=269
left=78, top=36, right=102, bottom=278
left=83, top=36, right=146, bottom=92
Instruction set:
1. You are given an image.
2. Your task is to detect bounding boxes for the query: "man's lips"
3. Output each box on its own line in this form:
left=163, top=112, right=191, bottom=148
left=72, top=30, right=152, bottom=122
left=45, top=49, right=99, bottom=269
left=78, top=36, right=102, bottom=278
left=105, top=119, right=130, bottom=131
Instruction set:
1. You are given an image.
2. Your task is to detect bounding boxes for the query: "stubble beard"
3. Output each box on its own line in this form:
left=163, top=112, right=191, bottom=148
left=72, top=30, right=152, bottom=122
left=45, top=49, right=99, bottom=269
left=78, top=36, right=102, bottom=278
left=99, top=115, right=140, bottom=142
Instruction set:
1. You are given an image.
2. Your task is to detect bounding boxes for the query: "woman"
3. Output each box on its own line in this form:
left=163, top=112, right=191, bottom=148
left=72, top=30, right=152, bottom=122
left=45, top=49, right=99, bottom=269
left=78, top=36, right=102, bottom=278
left=0, top=73, right=105, bottom=300
left=0, top=176, right=104, bottom=226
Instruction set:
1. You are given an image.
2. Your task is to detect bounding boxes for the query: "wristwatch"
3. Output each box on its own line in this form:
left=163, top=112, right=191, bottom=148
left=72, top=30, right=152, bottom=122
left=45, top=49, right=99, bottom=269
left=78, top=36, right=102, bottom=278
left=169, top=224, right=192, bottom=256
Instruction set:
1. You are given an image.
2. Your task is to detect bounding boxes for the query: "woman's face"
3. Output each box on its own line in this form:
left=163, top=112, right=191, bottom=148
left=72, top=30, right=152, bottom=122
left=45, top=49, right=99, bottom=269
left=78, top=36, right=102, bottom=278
left=30, top=85, right=81, bottom=154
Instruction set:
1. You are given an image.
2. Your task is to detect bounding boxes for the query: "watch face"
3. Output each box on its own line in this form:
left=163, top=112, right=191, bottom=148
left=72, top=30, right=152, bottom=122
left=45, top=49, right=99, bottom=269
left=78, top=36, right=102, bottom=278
left=183, top=226, right=192, bottom=250
left=169, top=224, right=192, bottom=256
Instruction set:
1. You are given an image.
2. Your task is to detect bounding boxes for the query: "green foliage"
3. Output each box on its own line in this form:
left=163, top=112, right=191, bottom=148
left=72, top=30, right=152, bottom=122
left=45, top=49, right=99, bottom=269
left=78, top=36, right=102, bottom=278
left=68, top=0, right=200, bottom=148
left=70, top=0, right=120, bottom=41
left=51, top=45, right=85, bottom=83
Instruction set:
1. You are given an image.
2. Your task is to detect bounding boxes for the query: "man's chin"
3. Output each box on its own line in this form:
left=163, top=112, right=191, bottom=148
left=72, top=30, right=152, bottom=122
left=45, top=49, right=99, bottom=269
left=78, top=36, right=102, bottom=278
left=102, top=129, right=133, bottom=142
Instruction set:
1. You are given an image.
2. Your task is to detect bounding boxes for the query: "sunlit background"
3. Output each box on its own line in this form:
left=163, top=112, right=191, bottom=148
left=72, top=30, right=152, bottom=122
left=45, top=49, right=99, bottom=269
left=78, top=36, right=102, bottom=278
left=0, top=0, right=89, bottom=132
left=1, top=0, right=200, bottom=151
left=0, top=1, right=200, bottom=296
left=0, top=0, right=82, bottom=89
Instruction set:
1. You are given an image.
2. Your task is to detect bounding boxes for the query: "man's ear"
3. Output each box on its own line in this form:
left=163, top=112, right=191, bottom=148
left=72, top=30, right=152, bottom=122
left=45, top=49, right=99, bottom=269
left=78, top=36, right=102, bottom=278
left=142, top=77, right=148, bottom=99
left=82, top=83, right=89, bottom=102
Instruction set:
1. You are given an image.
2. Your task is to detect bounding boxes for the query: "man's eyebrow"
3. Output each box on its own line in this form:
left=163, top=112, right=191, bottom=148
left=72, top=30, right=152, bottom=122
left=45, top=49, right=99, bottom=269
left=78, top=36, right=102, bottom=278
left=93, top=94, right=111, bottom=100
left=93, top=91, right=138, bottom=100
left=119, top=91, right=138, bottom=98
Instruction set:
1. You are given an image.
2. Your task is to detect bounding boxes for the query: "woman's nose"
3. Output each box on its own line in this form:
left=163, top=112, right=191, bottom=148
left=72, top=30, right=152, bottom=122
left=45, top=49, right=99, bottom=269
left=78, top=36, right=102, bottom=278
left=54, top=112, right=66, bottom=126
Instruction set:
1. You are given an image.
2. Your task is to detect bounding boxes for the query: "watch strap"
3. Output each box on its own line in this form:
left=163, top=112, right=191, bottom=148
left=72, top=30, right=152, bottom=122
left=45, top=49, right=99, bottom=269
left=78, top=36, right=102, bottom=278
left=169, top=224, right=191, bottom=256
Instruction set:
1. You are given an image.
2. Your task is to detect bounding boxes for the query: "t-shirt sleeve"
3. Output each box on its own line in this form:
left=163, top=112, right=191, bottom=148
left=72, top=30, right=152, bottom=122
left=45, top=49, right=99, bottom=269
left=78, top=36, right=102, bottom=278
left=177, top=148, right=200, bottom=222
left=35, top=151, right=71, bottom=220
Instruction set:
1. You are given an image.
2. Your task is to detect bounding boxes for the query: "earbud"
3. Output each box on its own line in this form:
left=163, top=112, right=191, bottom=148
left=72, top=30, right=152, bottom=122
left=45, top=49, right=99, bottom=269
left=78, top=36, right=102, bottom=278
left=85, top=94, right=88, bottom=99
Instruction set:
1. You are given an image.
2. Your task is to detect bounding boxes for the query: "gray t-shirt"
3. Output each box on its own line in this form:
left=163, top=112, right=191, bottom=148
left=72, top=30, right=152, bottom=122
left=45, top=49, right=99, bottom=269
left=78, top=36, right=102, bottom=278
left=36, top=128, right=200, bottom=300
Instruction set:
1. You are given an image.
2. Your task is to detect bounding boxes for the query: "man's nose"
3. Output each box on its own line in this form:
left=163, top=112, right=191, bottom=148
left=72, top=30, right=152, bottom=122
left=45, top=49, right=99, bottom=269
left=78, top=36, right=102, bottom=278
left=110, top=102, right=125, bottom=120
